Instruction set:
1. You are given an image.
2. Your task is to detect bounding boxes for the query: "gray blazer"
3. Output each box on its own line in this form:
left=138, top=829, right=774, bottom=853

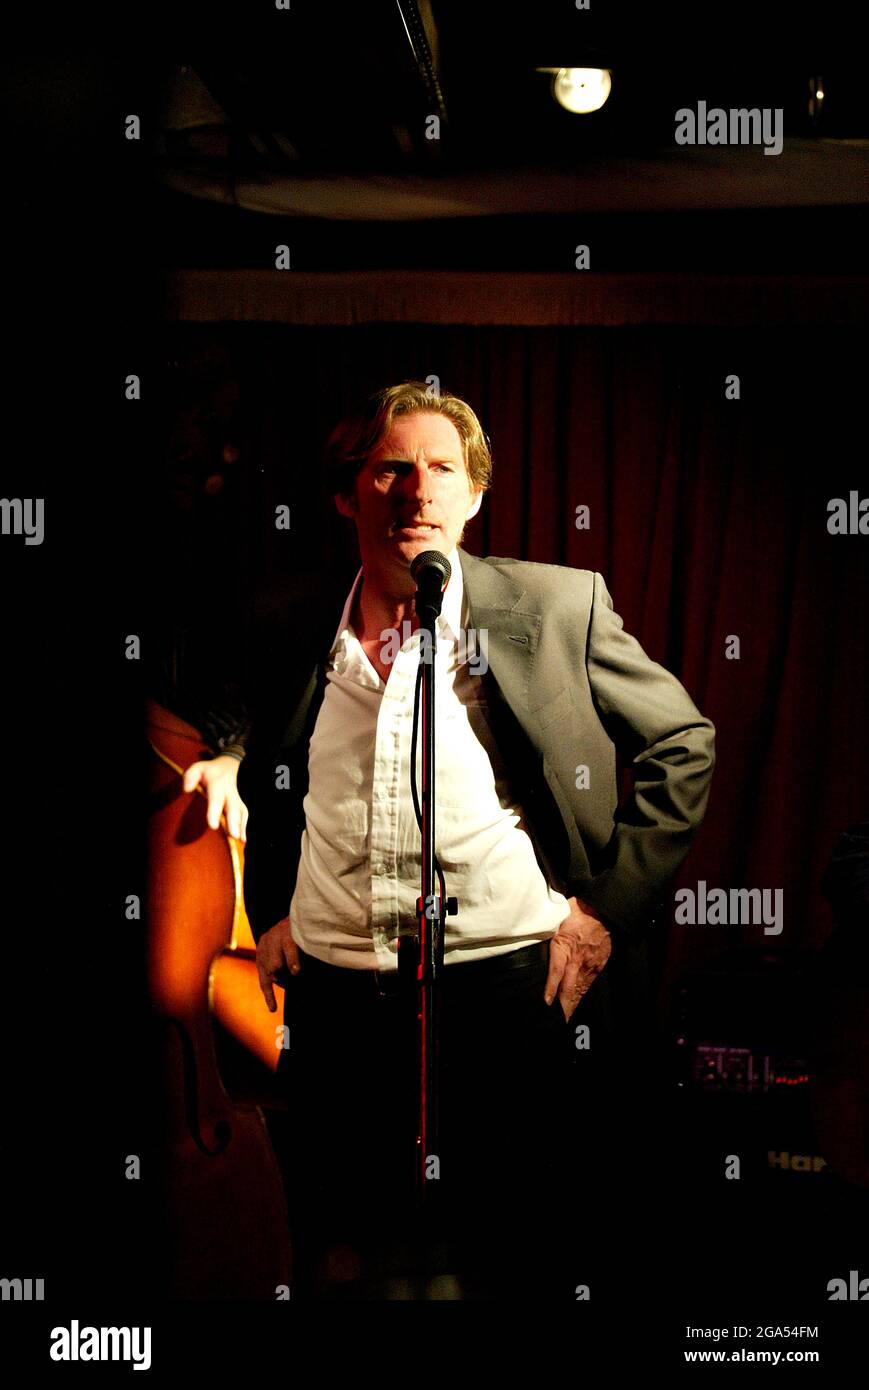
left=237, top=547, right=716, bottom=954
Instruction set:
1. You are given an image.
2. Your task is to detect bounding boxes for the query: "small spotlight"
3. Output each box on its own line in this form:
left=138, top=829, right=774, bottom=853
left=808, top=75, right=825, bottom=124
left=552, top=67, right=611, bottom=114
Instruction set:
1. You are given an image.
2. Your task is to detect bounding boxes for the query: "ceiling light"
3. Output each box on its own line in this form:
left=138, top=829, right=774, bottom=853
left=549, top=67, right=612, bottom=114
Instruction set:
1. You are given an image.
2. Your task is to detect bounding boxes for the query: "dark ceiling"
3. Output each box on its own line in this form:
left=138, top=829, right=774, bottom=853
left=154, top=0, right=869, bottom=223
left=7, top=5, right=861, bottom=277
left=134, top=1, right=867, bottom=274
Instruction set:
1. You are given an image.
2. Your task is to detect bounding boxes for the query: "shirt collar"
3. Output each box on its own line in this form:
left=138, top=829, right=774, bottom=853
left=329, top=546, right=465, bottom=660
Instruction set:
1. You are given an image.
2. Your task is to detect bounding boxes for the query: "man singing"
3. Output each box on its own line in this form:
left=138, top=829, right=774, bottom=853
left=183, top=381, right=716, bottom=1298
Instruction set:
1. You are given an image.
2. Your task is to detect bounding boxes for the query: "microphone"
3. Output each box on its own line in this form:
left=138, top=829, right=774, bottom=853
left=411, top=549, right=451, bottom=619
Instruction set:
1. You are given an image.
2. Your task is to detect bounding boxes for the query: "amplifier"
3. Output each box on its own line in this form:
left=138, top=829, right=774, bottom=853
left=667, top=951, right=826, bottom=1181
left=687, top=1042, right=810, bottom=1095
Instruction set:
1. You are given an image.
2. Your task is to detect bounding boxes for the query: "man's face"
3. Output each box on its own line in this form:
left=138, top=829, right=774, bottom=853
left=335, top=412, right=483, bottom=584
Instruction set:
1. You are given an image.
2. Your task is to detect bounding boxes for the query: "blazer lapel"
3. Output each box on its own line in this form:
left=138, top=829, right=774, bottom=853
left=284, top=549, right=558, bottom=757
left=458, top=547, right=578, bottom=886
left=458, top=547, right=559, bottom=749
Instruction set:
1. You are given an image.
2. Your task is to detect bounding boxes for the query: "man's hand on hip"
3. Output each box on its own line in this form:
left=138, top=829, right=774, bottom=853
left=256, top=916, right=301, bottom=1013
left=544, top=896, right=612, bottom=1023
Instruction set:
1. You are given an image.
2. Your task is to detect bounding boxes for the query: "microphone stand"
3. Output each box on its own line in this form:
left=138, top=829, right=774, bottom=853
left=416, top=594, right=440, bottom=1209
left=397, top=552, right=456, bottom=1225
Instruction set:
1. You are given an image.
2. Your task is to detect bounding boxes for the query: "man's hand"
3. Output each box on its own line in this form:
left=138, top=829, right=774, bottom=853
left=256, top=916, right=301, bottom=1013
left=544, top=895, right=612, bottom=1023
left=182, top=754, right=248, bottom=841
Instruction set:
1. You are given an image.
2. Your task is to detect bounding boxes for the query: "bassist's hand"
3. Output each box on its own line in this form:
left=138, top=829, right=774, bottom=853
left=182, top=754, right=248, bottom=842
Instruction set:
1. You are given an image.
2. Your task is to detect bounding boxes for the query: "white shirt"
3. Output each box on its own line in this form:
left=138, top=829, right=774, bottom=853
left=288, top=546, right=571, bottom=970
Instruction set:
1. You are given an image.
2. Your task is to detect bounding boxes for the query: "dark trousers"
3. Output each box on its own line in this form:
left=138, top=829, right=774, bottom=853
left=276, top=939, right=577, bottom=1296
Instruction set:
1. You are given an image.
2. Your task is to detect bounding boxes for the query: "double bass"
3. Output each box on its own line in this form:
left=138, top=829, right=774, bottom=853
left=146, top=698, right=291, bottom=1298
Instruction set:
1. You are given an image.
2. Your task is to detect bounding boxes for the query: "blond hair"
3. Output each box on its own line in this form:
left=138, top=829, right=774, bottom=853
left=324, top=382, right=493, bottom=500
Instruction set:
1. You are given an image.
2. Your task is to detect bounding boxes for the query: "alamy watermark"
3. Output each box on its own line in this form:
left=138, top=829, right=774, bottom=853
left=827, top=491, right=869, bottom=534
left=1, top=1275, right=45, bottom=1300
left=379, top=622, right=489, bottom=675
left=0, top=497, right=44, bottom=545
left=675, top=881, right=783, bottom=935
left=675, top=102, right=783, bottom=156
left=828, top=1269, right=869, bottom=1300
left=49, top=1320, right=151, bottom=1370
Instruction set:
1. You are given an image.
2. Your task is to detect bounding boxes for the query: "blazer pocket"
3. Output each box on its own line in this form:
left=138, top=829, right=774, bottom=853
left=528, top=686, right=573, bottom=730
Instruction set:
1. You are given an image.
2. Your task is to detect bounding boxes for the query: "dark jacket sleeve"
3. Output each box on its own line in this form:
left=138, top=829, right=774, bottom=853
left=231, top=572, right=350, bottom=943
